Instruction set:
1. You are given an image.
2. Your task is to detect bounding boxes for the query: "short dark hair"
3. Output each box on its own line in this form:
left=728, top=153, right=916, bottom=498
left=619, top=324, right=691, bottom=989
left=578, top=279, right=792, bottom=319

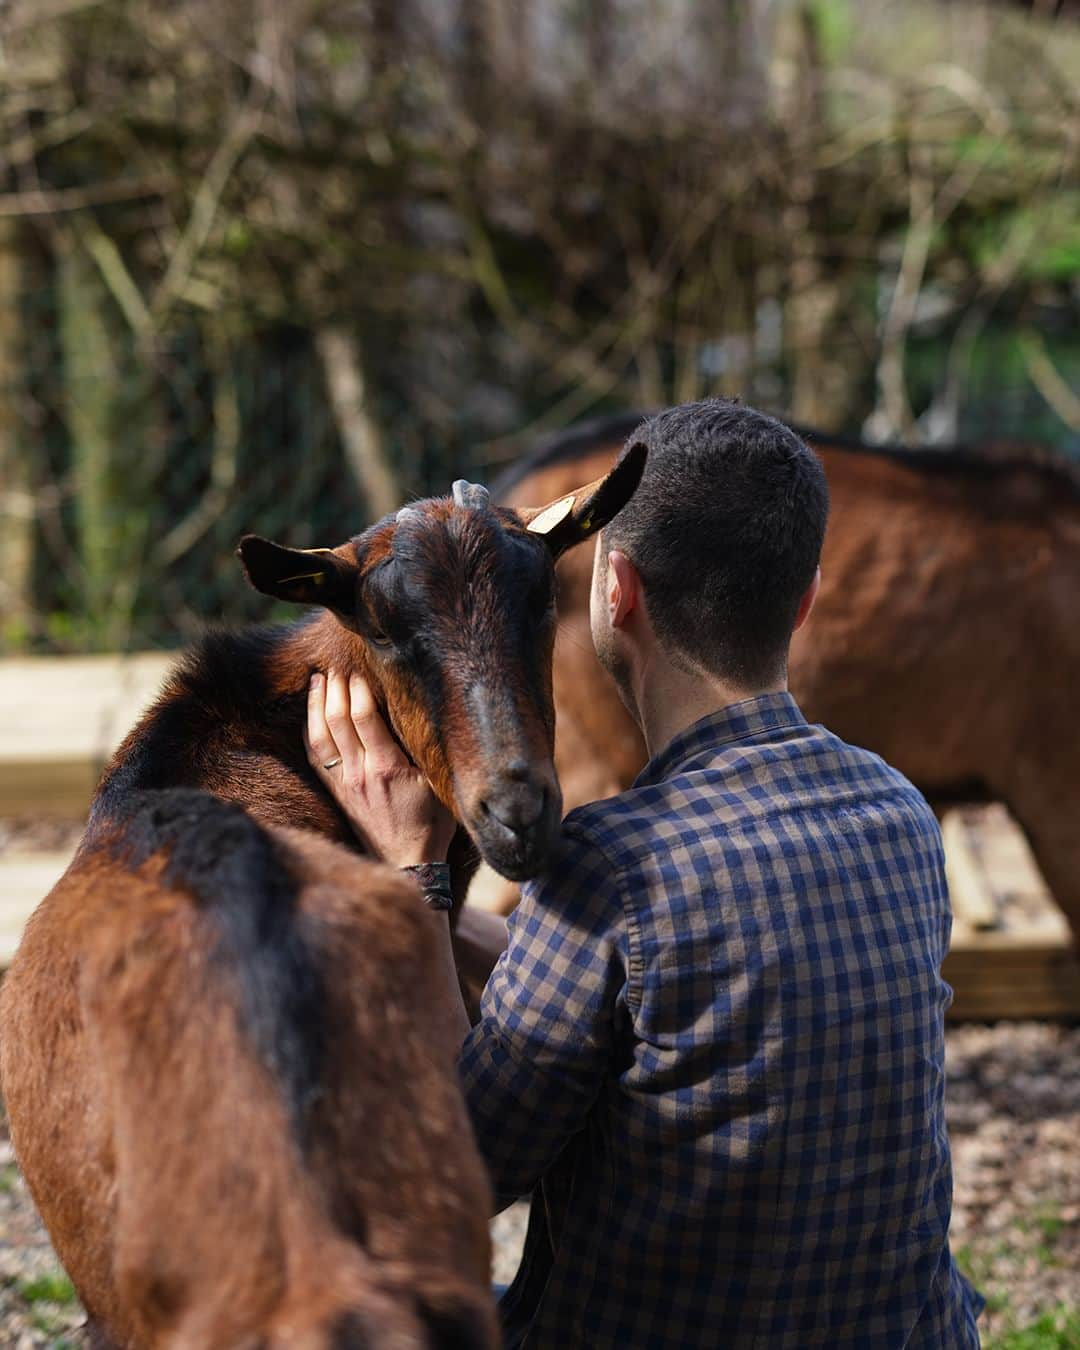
left=604, top=399, right=829, bottom=687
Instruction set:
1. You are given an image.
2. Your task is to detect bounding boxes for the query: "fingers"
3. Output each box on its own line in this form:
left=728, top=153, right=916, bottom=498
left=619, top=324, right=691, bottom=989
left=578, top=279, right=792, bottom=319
left=323, top=669, right=366, bottom=773
left=349, top=673, right=408, bottom=771
left=302, top=668, right=453, bottom=864
left=307, top=669, right=363, bottom=777
left=305, top=671, right=343, bottom=774
left=305, top=670, right=407, bottom=782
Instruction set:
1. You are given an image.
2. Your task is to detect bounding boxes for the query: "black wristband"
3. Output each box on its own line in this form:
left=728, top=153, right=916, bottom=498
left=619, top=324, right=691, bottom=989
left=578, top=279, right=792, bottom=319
left=401, top=862, right=454, bottom=912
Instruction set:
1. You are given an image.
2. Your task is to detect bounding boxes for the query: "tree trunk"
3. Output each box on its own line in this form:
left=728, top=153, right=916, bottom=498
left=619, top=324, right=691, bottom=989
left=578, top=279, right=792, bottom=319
left=56, top=224, right=149, bottom=649
left=695, top=0, right=770, bottom=127
left=0, top=219, right=34, bottom=648
left=457, top=0, right=493, bottom=127
left=783, top=4, right=862, bottom=430
left=315, top=326, right=399, bottom=520
left=585, top=0, right=615, bottom=76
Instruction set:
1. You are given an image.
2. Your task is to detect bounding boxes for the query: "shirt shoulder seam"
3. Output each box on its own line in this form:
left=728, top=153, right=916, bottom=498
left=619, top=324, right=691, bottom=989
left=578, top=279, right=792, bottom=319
left=561, top=817, right=644, bottom=1015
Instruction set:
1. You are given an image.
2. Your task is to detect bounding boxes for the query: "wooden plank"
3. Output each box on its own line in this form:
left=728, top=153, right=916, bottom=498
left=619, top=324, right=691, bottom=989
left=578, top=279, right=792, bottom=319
left=942, top=812, right=1000, bottom=932
left=0, top=853, right=70, bottom=965
left=938, top=803, right=1078, bottom=1019
left=945, top=947, right=1080, bottom=1020
left=0, top=759, right=99, bottom=819
left=0, top=652, right=173, bottom=815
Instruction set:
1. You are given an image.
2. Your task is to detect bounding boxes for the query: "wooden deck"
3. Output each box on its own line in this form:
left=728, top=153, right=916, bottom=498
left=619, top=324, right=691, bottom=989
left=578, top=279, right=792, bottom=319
left=942, top=806, right=1080, bottom=1020
left=0, top=652, right=1076, bottom=1017
left=0, top=652, right=174, bottom=817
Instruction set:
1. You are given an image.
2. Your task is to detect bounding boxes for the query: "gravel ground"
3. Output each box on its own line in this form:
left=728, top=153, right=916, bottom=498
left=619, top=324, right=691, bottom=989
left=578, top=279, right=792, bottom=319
left=947, top=1024, right=1080, bottom=1345
left=0, top=1024, right=1076, bottom=1348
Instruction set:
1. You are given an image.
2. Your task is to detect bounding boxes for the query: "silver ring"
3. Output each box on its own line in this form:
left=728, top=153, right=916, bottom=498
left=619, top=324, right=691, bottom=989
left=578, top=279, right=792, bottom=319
left=322, top=757, right=342, bottom=770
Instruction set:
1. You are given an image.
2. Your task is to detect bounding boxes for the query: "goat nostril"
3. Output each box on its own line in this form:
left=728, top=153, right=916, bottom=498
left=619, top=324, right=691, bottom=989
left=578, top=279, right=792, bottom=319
left=481, top=781, right=549, bottom=835
left=503, top=759, right=531, bottom=783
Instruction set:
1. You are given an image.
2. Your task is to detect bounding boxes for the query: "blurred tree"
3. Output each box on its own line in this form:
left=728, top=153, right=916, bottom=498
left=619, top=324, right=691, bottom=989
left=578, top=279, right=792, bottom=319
left=0, top=218, right=32, bottom=644
left=0, top=0, right=1075, bottom=650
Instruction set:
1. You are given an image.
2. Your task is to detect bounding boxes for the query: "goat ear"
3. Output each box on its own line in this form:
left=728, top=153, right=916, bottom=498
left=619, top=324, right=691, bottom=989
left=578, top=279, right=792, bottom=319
left=519, top=440, right=647, bottom=559
left=237, top=536, right=358, bottom=618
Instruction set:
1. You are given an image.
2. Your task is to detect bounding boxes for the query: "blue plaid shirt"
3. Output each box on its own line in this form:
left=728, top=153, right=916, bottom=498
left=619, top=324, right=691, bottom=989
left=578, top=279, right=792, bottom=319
left=460, top=693, right=983, bottom=1348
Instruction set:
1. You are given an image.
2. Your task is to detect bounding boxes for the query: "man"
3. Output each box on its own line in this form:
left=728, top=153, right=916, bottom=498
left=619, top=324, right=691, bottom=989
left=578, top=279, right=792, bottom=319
left=306, top=400, right=983, bottom=1347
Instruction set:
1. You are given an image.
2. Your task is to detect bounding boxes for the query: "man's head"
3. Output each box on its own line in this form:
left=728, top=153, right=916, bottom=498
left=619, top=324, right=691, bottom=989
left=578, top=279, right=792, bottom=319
left=590, top=399, right=829, bottom=708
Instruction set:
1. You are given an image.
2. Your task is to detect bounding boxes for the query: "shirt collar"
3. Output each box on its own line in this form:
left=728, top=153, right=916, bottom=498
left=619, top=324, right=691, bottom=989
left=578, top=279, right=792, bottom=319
left=633, top=691, right=808, bottom=788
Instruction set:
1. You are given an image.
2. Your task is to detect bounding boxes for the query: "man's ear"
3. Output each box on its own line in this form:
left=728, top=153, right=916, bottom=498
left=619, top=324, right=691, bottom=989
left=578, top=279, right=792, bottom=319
left=792, top=566, right=821, bottom=633
left=518, top=440, right=647, bottom=559
left=606, top=549, right=640, bottom=629
left=237, top=536, right=359, bottom=621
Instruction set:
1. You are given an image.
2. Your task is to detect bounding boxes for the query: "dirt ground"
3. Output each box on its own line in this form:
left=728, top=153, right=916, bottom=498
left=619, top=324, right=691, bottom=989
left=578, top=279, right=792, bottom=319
left=0, top=1022, right=1075, bottom=1348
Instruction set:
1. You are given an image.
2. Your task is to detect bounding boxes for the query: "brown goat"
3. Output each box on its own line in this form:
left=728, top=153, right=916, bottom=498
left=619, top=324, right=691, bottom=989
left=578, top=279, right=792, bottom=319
left=0, top=452, right=646, bottom=1350
left=478, top=413, right=1080, bottom=942
left=92, top=450, right=643, bottom=885
left=3, top=800, right=496, bottom=1349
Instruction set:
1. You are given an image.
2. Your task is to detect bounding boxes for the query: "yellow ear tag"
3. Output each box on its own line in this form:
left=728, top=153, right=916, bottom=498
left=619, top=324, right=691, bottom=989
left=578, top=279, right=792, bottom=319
left=279, top=547, right=336, bottom=585
left=278, top=569, right=326, bottom=585
left=526, top=495, right=576, bottom=536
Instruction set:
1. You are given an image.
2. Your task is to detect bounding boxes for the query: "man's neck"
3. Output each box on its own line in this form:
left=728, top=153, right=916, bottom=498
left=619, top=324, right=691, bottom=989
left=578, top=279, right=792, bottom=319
left=632, top=649, right=787, bottom=761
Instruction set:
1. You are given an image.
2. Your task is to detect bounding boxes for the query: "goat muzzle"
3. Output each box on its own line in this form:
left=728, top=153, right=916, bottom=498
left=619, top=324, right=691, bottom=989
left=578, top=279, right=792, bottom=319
left=466, top=767, right=562, bottom=882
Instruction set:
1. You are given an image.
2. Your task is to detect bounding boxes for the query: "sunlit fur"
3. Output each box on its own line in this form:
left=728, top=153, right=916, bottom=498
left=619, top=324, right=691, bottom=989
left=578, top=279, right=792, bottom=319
left=0, top=803, right=497, bottom=1349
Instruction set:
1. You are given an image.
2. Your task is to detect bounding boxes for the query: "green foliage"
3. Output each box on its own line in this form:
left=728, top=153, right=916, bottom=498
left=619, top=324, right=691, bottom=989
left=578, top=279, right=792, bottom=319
left=808, top=0, right=854, bottom=63
left=984, top=1307, right=1080, bottom=1350
left=42, top=611, right=115, bottom=656
left=223, top=220, right=253, bottom=259
left=953, top=1242, right=1011, bottom=1317
left=0, top=617, right=30, bottom=651
left=0, top=0, right=1075, bottom=653
left=962, top=197, right=1080, bottom=284
left=18, top=1272, right=78, bottom=1307
left=326, top=34, right=356, bottom=69
left=1035, top=1206, right=1067, bottom=1246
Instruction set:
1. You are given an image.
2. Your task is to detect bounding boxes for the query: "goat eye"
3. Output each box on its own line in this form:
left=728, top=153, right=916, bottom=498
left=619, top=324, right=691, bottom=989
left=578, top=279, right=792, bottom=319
left=362, top=612, right=393, bottom=648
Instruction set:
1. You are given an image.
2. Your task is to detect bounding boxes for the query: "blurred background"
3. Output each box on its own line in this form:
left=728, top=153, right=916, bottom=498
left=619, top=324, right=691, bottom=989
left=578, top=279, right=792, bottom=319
left=0, top=0, right=1076, bottom=654
left=0, top=4, right=1079, bottom=1347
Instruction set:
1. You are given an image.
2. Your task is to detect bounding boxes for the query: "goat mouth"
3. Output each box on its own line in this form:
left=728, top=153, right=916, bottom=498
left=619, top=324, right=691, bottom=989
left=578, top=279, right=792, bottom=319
left=468, top=792, right=562, bottom=882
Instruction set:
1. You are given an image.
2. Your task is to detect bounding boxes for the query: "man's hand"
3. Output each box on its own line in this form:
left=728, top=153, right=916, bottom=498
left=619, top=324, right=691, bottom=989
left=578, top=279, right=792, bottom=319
left=304, top=670, right=457, bottom=867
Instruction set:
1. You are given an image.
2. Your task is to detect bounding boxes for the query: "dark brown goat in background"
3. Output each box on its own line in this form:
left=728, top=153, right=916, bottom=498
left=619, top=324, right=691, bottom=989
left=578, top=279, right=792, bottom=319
left=477, top=413, right=1080, bottom=943
left=0, top=447, right=646, bottom=1350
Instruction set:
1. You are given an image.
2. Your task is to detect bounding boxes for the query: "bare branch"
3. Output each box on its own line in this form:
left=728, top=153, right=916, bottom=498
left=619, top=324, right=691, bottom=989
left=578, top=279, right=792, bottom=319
left=154, top=326, right=243, bottom=567
left=73, top=214, right=153, bottom=339
left=0, top=176, right=172, bottom=218
left=150, top=100, right=264, bottom=325
left=873, top=148, right=935, bottom=441
left=1020, top=331, right=1080, bottom=433
left=3, top=0, right=108, bottom=35
left=315, top=325, right=399, bottom=519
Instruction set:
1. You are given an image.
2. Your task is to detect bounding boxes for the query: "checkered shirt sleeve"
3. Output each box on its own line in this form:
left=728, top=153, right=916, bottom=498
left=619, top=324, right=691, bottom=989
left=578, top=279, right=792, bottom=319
left=459, top=823, right=631, bottom=1211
